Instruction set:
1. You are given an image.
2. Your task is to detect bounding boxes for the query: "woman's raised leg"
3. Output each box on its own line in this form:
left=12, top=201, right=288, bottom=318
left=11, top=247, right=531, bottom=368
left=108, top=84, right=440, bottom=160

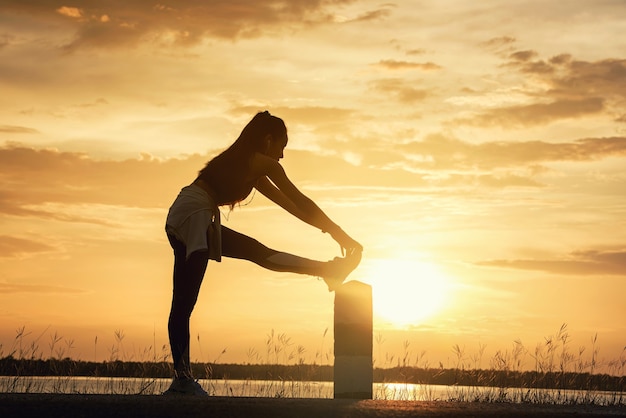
left=220, top=226, right=360, bottom=290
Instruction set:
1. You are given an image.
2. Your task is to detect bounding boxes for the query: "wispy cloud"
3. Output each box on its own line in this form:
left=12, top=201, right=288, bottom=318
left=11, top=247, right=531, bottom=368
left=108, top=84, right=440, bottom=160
left=464, top=97, right=604, bottom=127
left=478, top=248, right=626, bottom=276
left=481, top=35, right=517, bottom=51
left=2, top=0, right=359, bottom=51
left=0, top=125, right=39, bottom=134
left=397, top=134, right=626, bottom=170
left=459, top=52, right=626, bottom=128
left=56, top=6, right=82, bottom=19
left=332, top=4, right=394, bottom=23
left=374, top=59, right=442, bottom=71
left=513, top=55, right=626, bottom=100
left=0, top=281, right=85, bottom=294
left=0, top=144, right=207, bottom=211
left=229, top=104, right=354, bottom=126
left=0, top=33, right=13, bottom=49
left=0, top=235, right=55, bottom=258
left=370, top=78, right=429, bottom=103
left=2, top=128, right=624, bottom=227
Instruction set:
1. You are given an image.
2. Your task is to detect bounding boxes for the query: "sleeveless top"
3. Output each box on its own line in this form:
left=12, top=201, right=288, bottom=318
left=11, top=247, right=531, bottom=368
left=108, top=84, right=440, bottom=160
left=196, top=158, right=256, bottom=207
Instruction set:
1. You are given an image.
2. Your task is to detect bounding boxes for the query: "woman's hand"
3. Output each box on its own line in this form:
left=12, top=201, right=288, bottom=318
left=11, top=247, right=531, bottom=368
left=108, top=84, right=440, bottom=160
left=330, top=227, right=363, bottom=256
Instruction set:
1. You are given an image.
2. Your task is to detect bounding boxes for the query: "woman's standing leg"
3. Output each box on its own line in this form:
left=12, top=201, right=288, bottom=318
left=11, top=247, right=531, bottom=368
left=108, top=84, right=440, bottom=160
left=167, top=234, right=208, bottom=379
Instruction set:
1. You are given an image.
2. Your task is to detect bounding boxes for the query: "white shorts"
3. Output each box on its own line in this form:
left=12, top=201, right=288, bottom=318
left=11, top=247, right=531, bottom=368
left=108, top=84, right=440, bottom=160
left=165, top=184, right=222, bottom=261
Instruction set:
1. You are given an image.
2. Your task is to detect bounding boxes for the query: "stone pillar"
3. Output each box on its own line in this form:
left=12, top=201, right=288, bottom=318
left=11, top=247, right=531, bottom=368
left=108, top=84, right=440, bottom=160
left=334, top=280, right=373, bottom=399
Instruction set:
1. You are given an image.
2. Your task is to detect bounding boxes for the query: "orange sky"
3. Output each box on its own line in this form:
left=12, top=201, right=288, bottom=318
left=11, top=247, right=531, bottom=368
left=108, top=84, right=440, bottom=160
left=1, top=1, right=625, bottom=372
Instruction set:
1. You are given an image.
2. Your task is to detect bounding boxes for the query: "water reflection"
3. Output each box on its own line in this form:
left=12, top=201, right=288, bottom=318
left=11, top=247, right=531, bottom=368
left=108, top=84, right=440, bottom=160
left=0, top=377, right=622, bottom=405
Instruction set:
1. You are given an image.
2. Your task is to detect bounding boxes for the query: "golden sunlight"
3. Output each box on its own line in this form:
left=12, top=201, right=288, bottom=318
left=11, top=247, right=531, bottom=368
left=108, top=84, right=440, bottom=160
left=363, top=258, right=450, bottom=329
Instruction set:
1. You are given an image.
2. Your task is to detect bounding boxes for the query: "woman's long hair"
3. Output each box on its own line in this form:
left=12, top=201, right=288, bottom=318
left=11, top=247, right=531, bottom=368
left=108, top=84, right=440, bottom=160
left=198, top=111, right=286, bottom=207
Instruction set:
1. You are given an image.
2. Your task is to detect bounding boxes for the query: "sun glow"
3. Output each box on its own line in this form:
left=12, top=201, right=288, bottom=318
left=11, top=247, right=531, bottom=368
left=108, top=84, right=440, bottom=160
left=363, top=258, right=451, bottom=329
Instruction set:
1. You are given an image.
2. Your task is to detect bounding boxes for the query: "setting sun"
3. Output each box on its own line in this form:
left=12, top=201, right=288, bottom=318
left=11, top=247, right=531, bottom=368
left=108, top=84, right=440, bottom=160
left=363, top=258, right=451, bottom=329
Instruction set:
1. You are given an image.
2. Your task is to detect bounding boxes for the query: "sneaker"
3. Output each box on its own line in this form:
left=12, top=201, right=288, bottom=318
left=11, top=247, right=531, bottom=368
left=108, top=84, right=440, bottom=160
left=163, top=378, right=209, bottom=397
left=323, top=249, right=362, bottom=292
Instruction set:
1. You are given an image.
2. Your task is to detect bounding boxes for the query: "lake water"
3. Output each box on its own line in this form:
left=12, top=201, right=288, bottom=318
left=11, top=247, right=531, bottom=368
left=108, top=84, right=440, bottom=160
left=0, top=376, right=623, bottom=405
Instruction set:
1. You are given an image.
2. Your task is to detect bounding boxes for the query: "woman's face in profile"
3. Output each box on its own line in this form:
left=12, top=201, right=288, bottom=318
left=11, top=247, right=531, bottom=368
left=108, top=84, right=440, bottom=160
left=265, top=133, right=288, bottom=161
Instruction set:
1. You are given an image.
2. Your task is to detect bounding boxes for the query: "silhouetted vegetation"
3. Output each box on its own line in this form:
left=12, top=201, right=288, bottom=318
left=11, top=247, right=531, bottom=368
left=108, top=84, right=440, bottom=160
left=0, top=356, right=623, bottom=393
left=1, top=324, right=624, bottom=403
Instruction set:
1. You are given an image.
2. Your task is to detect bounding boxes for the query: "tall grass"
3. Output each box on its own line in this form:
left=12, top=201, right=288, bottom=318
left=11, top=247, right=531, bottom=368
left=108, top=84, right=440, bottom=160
left=373, top=324, right=625, bottom=404
left=0, top=323, right=624, bottom=405
left=0, top=325, right=172, bottom=395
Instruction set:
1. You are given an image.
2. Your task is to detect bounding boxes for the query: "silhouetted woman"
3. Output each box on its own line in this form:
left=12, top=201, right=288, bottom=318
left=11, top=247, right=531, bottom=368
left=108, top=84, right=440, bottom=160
left=163, top=111, right=362, bottom=395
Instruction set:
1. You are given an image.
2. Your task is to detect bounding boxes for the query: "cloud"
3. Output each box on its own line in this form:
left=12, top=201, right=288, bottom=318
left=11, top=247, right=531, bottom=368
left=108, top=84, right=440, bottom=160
left=0, top=235, right=56, bottom=258
left=229, top=105, right=354, bottom=126
left=348, top=7, right=392, bottom=22
left=478, top=248, right=626, bottom=276
left=0, top=125, right=39, bottom=134
left=459, top=51, right=626, bottom=128
left=475, top=173, right=542, bottom=188
left=0, top=33, right=13, bottom=49
left=75, top=98, right=109, bottom=109
left=1, top=131, right=624, bottom=225
left=549, top=58, right=626, bottom=102
left=0, top=195, right=121, bottom=226
left=0, top=281, right=85, bottom=294
left=0, top=144, right=207, bottom=213
left=56, top=6, right=83, bottom=19
left=0, top=143, right=404, bottom=221
left=482, top=36, right=517, bottom=50
left=398, top=134, right=626, bottom=170
left=2, top=0, right=358, bottom=50
left=511, top=53, right=626, bottom=102
left=509, top=50, right=538, bottom=62
left=464, top=97, right=605, bottom=128
left=509, top=54, right=626, bottom=97
left=374, top=60, right=442, bottom=71
left=405, top=48, right=427, bottom=56
left=371, top=78, right=429, bottom=103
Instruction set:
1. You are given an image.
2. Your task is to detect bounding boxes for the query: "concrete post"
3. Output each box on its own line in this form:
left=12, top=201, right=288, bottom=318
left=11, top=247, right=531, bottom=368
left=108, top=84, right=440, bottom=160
left=334, top=280, right=373, bottom=399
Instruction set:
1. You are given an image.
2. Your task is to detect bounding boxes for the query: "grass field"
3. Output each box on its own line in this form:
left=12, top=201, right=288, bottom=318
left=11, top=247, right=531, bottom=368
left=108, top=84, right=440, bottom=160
left=1, top=324, right=624, bottom=405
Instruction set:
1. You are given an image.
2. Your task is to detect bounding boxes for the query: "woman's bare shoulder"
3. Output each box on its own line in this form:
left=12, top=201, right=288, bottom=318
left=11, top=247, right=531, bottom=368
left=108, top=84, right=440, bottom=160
left=249, top=152, right=282, bottom=176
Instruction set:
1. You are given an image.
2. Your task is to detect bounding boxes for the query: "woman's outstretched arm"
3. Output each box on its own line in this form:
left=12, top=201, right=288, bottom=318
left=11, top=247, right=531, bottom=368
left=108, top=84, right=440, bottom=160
left=253, top=156, right=362, bottom=254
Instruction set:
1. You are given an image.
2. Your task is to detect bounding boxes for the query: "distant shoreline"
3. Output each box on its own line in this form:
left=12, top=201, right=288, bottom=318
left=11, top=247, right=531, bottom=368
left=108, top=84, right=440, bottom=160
left=1, top=357, right=624, bottom=392
left=1, top=394, right=624, bottom=418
